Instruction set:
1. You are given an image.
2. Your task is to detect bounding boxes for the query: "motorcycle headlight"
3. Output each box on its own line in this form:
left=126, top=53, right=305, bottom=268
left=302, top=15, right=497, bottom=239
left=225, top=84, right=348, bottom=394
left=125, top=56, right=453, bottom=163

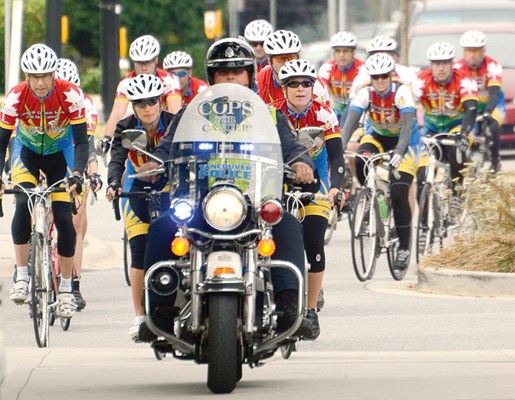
left=203, top=187, right=246, bottom=231
left=169, top=198, right=195, bottom=224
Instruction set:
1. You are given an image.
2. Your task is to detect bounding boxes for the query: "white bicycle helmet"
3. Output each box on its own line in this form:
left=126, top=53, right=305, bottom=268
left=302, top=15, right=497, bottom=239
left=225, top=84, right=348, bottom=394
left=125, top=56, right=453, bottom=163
left=426, top=41, right=456, bottom=61
left=56, top=63, right=81, bottom=86
left=129, top=35, right=160, bottom=62
left=21, top=44, right=58, bottom=74
left=244, top=19, right=273, bottom=42
left=460, top=30, right=487, bottom=48
left=330, top=31, right=357, bottom=48
left=278, top=59, right=317, bottom=83
left=367, top=35, right=397, bottom=53
left=57, top=58, right=78, bottom=74
left=163, top=51, right=193, bottom=70
left=365, top=53, right=395, bottom=76
left=126, top=74, right=164, bottom=101
left=263, top=30, right=301, bottom=55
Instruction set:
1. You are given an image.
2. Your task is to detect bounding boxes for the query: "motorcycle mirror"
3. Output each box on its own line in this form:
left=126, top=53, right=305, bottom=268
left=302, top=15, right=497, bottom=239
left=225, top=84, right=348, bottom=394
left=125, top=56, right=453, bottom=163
left=121, top=129, right=147, bottom=151
left=120, top=128, right=164, bottom=165
left=298, top=127, right=324, bottom=148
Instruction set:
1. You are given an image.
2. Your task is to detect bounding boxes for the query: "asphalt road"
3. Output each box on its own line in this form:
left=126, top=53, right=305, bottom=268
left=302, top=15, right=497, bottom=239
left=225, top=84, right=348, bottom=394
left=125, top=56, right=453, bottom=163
left=1, top=159, right=515, bottom=399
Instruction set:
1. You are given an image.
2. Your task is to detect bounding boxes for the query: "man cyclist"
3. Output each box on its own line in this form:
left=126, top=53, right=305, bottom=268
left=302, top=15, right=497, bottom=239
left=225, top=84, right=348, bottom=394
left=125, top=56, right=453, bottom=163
left=55, top=58, right=103, bottom=311
left=0, top=44, right=89, bottom=318
left=106, top=74, right=175, bottom=342
left=318, top=31, right=364, bottom=119
left=243, top=19, right=273, bottom=73
left=137, top=38, right=317, bottom=341
left=341, top=53, right=420, bottom=275
left=98, top=35, right=181, bottom=156
left=273, top=59, right=345, bottom=340
left=454, top=30, right=504, bottom=173
left=163, top=51, right=208, bottom=108
left=417, top=41, right=478, bottom=200
left=256, top=30, right=329, bottom=105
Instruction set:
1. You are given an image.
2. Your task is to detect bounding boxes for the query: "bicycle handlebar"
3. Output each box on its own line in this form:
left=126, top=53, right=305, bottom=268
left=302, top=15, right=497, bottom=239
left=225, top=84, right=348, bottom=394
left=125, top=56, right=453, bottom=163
left=0, top=184, right=67, bottom=218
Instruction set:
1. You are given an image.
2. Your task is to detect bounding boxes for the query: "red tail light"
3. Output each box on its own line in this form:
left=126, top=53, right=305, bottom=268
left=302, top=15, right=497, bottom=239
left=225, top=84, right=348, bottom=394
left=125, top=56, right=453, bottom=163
left=259, top=200, right=283, bottom=225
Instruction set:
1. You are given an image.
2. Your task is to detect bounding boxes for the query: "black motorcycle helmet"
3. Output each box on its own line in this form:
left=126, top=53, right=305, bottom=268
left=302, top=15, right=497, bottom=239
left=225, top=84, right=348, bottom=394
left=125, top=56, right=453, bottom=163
left=205, top=37, right=256, bottom=87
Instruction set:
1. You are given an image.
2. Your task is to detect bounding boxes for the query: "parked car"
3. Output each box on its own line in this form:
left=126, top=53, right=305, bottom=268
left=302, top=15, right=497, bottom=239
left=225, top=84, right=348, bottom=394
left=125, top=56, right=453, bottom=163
left=408, top=11, right=515, bottom=147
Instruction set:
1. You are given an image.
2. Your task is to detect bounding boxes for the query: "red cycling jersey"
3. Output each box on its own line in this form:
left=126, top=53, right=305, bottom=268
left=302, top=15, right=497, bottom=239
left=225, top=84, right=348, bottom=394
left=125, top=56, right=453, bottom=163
left=318, top=58, right=365, bottom=114
left=182, top=77, right=208, bottom=107
left=418, top=67, right=478, bottom=132
left=454, top=55, right=502, bottom=112
left=0, top=78, right=87, bottom=155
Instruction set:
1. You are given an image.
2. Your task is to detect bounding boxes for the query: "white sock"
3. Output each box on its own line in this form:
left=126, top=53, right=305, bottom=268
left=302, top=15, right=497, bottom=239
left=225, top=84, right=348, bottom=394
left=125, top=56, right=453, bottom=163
left=17, top=266, right=29, bottom=281
left=59, top=278, right=72, bottom=293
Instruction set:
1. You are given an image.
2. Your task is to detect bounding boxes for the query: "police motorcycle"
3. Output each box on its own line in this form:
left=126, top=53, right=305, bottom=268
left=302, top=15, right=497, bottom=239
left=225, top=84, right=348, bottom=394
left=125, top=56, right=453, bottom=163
left=123, top=84, right=313, bottom=394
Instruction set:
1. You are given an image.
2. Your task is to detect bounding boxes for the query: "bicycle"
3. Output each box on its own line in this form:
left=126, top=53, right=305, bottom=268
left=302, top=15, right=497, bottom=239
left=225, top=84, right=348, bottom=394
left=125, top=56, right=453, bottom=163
left=0, top=179, right=73, bottom=347
left=324, top=165, right=353, bottom=245
left=348, top=152, right=405, bottom=282
left=470, top=115, right=495, bottom=175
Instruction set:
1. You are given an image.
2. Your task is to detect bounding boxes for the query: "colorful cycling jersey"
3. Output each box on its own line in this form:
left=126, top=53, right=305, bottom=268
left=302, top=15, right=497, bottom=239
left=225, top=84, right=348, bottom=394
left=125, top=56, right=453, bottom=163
left=256, top=58, right=269, bottom=74
left=182, top=77, right=208, bottom=107
left=115, top=67, right=181, bottom=104
left=349, top=82, right=417, bottom=139
left=454, top=55, right=503, bottom=114
left=418, top=68, right=479, bottom=132
left=272, top=98, right=340, bottom=184
left=0, top=79, right=87, bottom=155
left=84, top=93, right=98, bottom=135
left=350, top=63, right=422, bottom=101
left=256, top=65, right=331, bottom=106
left=318, top=58, right=365, bottom=115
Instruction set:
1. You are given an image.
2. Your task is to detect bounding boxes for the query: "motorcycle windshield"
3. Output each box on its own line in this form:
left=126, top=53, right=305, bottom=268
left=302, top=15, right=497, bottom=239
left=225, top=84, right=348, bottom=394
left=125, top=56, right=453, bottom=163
left=169, top=83, right=283, bottom=207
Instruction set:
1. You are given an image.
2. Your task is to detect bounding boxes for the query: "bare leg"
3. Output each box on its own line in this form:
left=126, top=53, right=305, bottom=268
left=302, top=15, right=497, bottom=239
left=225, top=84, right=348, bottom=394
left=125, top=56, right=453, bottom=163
left=307, top=271, right=324, bottom=309
left=130, top=267, right=145, bottom=316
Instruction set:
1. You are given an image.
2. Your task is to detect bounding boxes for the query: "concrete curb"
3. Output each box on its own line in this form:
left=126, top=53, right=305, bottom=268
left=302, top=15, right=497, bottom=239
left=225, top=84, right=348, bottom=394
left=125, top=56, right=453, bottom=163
left=417, top=267, right=515, bottom=298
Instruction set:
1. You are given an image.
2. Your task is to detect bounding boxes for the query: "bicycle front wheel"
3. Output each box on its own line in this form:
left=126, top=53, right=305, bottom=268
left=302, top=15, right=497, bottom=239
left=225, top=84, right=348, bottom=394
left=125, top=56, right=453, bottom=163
left=29, top=233, right=51, bottom=348
left=324, top=208, right=338, bottom=245
left=351, top=188, right=378, bottom=281
left=123, top=231, right=131, bottom=286
left=416, top=183, right=442, bottom=262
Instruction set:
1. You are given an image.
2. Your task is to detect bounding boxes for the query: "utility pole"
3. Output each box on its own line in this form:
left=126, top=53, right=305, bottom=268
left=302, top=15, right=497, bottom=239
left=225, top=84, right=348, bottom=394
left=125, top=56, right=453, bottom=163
left=269, top=0, right=276, bottom=29
left=46, top=0, right=62, bottom=56
left=400, top=0, right=409, bottom=65
left=100, top=0, right=121, bottom=123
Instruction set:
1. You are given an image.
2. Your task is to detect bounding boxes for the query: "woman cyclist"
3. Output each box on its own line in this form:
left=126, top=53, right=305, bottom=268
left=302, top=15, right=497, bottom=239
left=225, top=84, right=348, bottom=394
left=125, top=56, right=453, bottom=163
left=341, top=53, right=420, bottom=276
left=106, top=74, right=174, bottom=342
left=272, top=59, right=345, bottom=340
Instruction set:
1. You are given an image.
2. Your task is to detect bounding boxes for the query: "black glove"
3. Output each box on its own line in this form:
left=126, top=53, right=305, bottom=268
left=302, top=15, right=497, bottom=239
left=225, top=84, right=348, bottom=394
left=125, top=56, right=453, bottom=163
left=67, top=175, right=83, bottom=195
left=107, top=181, right=120, bottom=197
left=96, top=135, right=112, bottom=156
left=456, top=133, right=469, bottom=153
left=89, top=172, right=103, bottom=192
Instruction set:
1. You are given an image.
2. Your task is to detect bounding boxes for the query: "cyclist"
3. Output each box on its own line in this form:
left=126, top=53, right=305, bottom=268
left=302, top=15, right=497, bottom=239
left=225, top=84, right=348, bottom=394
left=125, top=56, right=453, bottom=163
left=243, top=19, right=273, bottom=73
left=55, top=59, right=103, bottom=310
left=163, top=51, right=208, bottom=108
left=273, top=59, right=345, bottom=340
left=106, top=74, right=174, bottom=342
left=99, top=35, right=181, bottom=156
left=341, top=53, right=420, bottom=274
left=454, top=30, right=504, bottom=173
left=417, top=41, right=478, bottom=199
left=137, top=37, right=316, bottom=341
left=0, top=44, right=89, bottom=318
left=256, top=30, right=330, bottom=105
left=318, top=31, right=365, bottom=118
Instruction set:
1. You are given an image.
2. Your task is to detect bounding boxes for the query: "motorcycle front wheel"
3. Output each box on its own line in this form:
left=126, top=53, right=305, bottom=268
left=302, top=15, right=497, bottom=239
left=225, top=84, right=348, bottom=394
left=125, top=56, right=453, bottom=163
left=207, top=293, right=240, bottom=394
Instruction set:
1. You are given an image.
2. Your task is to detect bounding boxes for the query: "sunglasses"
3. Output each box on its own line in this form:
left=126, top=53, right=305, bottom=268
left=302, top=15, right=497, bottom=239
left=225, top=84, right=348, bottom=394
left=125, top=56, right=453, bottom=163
left=133, top=97, right=160, bottom=109
left=171, top=70, right=189, bottom=78
left=371, top=73, right=391, bottom=81
left=285, top=80, right=314, bottom=88
left=248, top=41, right=264, bottom=47
left=216, top=67, right=246, bottom=76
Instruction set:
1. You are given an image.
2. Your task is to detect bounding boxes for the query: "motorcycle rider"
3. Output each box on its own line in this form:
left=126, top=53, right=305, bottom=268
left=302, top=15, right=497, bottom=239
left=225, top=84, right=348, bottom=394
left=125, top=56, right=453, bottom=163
left=135, top=37, right=317, bottom=342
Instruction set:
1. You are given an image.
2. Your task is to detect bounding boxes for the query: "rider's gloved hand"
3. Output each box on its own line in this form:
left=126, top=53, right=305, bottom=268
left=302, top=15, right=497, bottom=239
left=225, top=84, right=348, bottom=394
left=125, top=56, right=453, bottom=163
left=89, top=172, right=103, bottom=192
left=67, top=174, right=83, bottom=195
left=456, top=132, right=469, bottom=153
left=96, top=135, right=112, bottom=156
left=390, top=149, right=403, bottom=169
left=106, top=181, right=120, bottom=202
